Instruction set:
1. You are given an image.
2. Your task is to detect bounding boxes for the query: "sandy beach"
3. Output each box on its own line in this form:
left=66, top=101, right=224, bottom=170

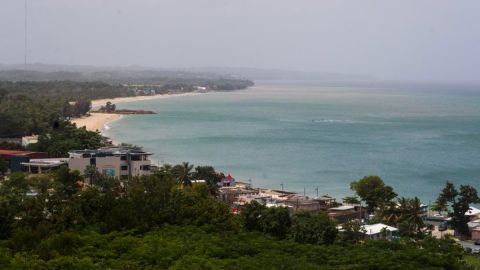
left=72, top=92, right=203, bottom=133
left=72, top=113, right=122, bottom=132
left=91, top=92, right=201, bottom=107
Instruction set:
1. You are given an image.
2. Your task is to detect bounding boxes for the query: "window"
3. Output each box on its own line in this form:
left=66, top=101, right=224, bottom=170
left=90, top=158, right=96, bottom=165
left=130, top=155, right=141, bottom=161
left=140, top=165, right=150, bottom=171
left=120, top=155, right=127, bottom=161
left=121, top=165, right=128, bottom=171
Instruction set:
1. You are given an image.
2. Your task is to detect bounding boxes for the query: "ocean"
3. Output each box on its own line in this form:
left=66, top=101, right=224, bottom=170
left=104, top=81, right=480, bottom=203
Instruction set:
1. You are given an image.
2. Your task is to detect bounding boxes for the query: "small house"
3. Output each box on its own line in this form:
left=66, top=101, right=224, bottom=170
left=219, top=173, right=236, bottom=187
left=362, top=223, right=398, bottom=240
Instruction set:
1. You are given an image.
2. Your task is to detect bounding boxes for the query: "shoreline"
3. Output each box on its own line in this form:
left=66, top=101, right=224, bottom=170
left=71, top=113, right=123, bottom=133
left=72, top=92, right=206, bottom=134
left=91, top=92, right=202, bottom=108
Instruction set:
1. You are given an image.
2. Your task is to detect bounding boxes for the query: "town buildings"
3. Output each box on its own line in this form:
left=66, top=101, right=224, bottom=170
left=68, top=147, right=152, bottom=179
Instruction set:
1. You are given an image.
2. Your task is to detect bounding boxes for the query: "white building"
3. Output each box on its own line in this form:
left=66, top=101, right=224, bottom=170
left=362, top=223, right=398, bottom=240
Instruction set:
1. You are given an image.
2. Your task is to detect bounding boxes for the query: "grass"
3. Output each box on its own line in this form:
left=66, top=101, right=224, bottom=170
left=464, top=255, right=480, bottom=269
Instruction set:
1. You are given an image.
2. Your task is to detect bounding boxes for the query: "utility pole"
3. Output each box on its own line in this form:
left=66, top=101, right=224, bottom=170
left=280, top=182, right=284, bottom=191
left=24, top=0, right=28, bottom=75
left=315, top=187, right=319, bottom=198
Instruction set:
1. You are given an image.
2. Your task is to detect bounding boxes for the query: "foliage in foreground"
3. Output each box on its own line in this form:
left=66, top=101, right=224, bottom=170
left=0, top=167, right=472, bottom=269
left=0, top=226, right=469, bottom=270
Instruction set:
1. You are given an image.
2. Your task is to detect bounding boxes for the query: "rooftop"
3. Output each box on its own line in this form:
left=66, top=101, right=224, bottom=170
left=362, top=223, right=398, bottom=235
left=69, top=147, right=152, bottom=157
left=330, top=205, right=356, bottom=211
left=465, top=207, right=480, bottom=216
left=0, top=149, right=45, bottom=156
left=21, top=158, right=69, bottom=168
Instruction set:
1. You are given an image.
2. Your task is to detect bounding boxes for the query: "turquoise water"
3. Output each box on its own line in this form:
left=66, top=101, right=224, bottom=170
left=105, top=82, right=480, bottom=202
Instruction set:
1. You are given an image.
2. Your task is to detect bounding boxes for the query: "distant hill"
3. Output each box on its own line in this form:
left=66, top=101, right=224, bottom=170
left=0, top=63, right=373, bottom=83
left=183, top=67, right=375, bottom=82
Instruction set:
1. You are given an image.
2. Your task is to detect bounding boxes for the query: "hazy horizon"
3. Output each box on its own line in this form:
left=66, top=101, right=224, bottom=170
left=1, top=0, right=479, bottom=84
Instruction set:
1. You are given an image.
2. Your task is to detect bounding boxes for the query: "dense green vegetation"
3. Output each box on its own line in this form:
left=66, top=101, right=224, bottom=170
left=28, top=122, right=104, bottom=158
left=0, top=81, right=125, bottom=137
left=0, top=166, right=471, bottom=269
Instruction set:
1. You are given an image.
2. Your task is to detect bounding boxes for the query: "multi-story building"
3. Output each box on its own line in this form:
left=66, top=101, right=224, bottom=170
left=68, top=147, right=152, bottom=180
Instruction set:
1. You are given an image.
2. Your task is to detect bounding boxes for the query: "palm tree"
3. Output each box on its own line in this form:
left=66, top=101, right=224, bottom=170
left=377, top=201, right=400, bottom=226
left=159, top=164, right=174, bottom=176
left=401, top=197, right=425, bottom=236
left=173, top=162, right=194, bottom=187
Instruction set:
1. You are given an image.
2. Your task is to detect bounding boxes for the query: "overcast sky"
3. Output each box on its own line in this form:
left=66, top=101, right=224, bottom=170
left=1, top=0, right=479, bottom=82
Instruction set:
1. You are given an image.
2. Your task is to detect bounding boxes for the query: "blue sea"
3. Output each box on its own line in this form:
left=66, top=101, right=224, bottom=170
left=105, top=81, right=480, bottom=203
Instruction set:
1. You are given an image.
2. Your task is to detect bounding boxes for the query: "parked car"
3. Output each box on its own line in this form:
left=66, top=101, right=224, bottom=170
left=438, top=222, right=448, bottom=231
left=474, top=240, right=480, bottom=246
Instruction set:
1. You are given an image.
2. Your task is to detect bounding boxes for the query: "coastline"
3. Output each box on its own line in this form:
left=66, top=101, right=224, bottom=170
left=72, top=92, right=204, bottom=133
left=71, top=113, right=122, bottom=133
left=91, top=92, right=202, bottom=108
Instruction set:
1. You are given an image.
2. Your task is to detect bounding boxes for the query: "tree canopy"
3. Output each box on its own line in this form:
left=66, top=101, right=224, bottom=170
left=350, top=175, right=397, bottom=213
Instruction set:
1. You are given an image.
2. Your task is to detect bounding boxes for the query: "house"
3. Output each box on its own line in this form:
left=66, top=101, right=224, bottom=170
left=328, top=205, right=367, bottom=224
left=219, top=173, right=236, bottom=187
left=316, top=195, right=337, bottom=209
left=362, top=223, right=398, bottom=240
left=0, top=150, right=48, bottom=172
left=472, top=227, right=480, bottom=241
left=68, top=147, right=152, bottom=180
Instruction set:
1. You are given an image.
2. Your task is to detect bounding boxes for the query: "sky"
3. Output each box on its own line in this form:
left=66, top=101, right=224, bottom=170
left=1, top=0, right=479, bottom=83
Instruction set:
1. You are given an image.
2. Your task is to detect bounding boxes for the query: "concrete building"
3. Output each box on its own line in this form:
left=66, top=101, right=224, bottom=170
left=68, top=147, right=152, bottom=180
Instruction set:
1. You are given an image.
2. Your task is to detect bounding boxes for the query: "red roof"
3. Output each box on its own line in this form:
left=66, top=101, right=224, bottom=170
left=225, top=173, right=235, bottom=181
left=0, top=149, right=44, bottom=156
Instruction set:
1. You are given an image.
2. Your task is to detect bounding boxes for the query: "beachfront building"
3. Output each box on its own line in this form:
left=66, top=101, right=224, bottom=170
left=362, top=223, right=398, bottom=240
left=68, top=147, right=152, bottom=180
